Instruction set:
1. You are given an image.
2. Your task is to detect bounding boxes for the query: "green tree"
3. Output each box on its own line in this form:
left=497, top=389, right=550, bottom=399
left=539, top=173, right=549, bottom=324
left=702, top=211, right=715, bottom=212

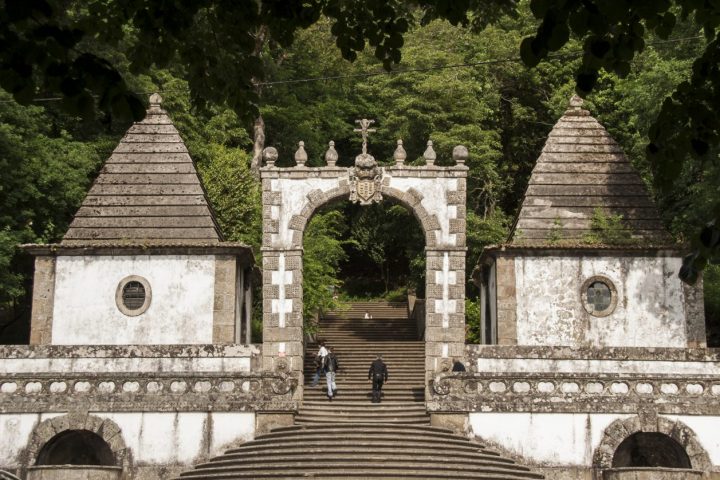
left=303, top=210, right=348, bottom=329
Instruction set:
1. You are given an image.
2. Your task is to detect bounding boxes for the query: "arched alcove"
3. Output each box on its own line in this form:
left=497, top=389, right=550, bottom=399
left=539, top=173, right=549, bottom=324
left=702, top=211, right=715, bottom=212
left=612, top=432, right=691, bottom=469
left=20, top=413, right=130, bottom=480
left=593, top=415, right=711, bottom=473
left=36, top=430, right=115, bottom=466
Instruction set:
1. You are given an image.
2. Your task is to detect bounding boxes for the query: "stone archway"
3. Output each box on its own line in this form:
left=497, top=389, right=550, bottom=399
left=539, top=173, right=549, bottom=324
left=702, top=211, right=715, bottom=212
left=593, top=415, right=712, bottom=473
left=20, top=413, right=131, bottom=477
left=259, top=140, right=468, bottom=381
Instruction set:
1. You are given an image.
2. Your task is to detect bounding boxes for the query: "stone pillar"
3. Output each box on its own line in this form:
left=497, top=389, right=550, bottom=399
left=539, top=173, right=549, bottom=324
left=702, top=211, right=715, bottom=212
left=29, top=256, right=56, bottom=345
left=213, top=255, right=237, bottom=343
left=425, top=249, right=466, bottom=374
left=262, top=249, right=304, bottom=374
left=495, top=255, right=518, bottom=345
left=683, top=278, right=706, bottom=348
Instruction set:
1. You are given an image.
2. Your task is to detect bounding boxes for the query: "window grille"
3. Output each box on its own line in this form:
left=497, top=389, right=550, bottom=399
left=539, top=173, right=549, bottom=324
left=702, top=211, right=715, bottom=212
left=122, top=281, right=146, bottom=310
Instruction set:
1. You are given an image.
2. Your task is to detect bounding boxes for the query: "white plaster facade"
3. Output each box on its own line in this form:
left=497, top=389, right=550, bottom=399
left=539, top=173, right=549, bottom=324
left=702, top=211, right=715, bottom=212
left=52, top=255, right=216, bottom=345
left=0, top=412, right=254, bottom=467
left=469, top=412, right=719, bottom=469
left=513, top=255, right=689, bottom=347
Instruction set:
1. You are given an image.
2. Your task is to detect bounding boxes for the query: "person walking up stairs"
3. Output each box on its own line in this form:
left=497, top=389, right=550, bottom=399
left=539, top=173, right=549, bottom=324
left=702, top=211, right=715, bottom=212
left=176, top=300, right=544, bottom=479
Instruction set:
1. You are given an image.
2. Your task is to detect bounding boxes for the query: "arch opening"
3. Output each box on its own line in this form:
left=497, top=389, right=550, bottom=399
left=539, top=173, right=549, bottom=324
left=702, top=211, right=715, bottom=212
left=612, top=432, right=691, bottom=469
left=35, top=430, right=115, bottom=467
left=300, top=197, right=426, bottom=325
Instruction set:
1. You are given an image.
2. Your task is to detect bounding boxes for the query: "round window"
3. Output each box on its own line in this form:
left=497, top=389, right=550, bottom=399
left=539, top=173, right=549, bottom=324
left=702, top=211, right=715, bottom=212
left=116, top=276, right=151, bottom=316
left=581, top=276, right=617, bottom=317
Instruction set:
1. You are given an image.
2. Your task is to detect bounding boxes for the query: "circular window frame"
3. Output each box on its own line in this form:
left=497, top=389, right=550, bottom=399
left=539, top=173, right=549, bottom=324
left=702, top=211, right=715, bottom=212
left=581, top=275, right=618, bottom=317
left=115, top=275, right=152, bottom=317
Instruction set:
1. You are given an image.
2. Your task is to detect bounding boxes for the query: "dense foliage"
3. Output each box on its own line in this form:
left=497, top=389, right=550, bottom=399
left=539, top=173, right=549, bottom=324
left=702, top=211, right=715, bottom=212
left=1, top=3, right=718, bottom=344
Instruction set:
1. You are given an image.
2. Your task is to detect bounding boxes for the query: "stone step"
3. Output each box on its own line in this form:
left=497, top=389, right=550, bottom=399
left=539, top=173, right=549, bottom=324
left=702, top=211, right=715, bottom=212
left=179, top=463, right=542, bottom=479
left=232, top=437, right=486, bottom=453
left=218, top=445, right=502, bottom=461
left=195, top=454, right=529, bottom=471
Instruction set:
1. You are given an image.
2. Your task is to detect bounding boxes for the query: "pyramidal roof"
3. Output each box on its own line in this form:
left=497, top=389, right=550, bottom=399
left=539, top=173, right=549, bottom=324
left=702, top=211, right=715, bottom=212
left=509, top=95, right=671, bottom=245
left=62, top=93, right=223, bottom=245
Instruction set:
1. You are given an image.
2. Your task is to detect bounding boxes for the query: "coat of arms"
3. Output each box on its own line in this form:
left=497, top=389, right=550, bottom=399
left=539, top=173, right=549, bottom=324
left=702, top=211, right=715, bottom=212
left=349, top=119, right=383, bottom=205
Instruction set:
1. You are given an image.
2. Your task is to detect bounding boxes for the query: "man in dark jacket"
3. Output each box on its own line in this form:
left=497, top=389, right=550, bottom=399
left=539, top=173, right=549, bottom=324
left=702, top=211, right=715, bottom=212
left=368, top=354, right=388, bottom=403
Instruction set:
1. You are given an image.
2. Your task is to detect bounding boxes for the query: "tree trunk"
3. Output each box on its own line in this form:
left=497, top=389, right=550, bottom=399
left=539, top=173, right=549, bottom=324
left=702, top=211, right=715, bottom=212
left=250, top=114, right=265, bottom=179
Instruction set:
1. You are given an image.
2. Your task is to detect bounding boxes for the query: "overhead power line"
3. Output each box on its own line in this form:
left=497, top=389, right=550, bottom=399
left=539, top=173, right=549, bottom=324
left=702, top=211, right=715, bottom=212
left=0, top=35, right=705, bottom=104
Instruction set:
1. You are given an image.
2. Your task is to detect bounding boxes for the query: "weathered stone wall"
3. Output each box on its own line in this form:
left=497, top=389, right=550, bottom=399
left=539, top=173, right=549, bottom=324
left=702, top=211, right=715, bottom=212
left=260, top=160, right=468, bottom=376
left=51, top=255, right=218, bottom=345
left=468, top=413, right=717, bottom=479
left=212, top=256, right=237, bottom=343
left=428, top=346, right=720, bottom=477
left=510, top=254, right=694, bottom=348
left=29, top=257, right=56, bottom=345
left=0, top=345, right=296, bottom=479
left=0, top=411, right=255, bottom=480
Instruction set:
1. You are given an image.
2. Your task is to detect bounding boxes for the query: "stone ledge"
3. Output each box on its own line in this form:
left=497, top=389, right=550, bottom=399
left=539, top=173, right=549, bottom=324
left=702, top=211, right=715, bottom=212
left=466, top=344, right=720, bottom=362
left=0, top=343, right=261, bottom=359
left=0, top=371, right=298, bottom=413
left=427, top=371, right=720, bottom=415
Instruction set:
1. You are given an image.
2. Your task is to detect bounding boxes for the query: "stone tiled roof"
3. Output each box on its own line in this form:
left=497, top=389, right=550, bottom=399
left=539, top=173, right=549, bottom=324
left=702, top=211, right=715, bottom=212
left=62, top=94, right=223, bottom=244
left=509, top=95, right=671, bottom=245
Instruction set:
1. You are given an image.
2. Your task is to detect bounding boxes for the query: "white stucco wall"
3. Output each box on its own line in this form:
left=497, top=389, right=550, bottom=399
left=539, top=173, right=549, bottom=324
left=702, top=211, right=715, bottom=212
left=271, top=177, right=339, bottom=248
left=52, top=255, right=216, bottom=345
left=474, top=357, right=720, bottom=376
left=0, top=412, right=254, bottom=467
left=469, top=413, right=720, bottom=467
left=0, top=351, right=253, bottom=375
left=513, top=255, right=687, bottom=347
left=389, top=177, right=458, bottom=245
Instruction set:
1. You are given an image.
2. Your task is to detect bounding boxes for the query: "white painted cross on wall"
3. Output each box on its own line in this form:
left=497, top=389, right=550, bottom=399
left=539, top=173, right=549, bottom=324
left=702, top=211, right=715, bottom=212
left=271, top=253, right=293, bottom=328
left=434, top=252, right=456, bottom=328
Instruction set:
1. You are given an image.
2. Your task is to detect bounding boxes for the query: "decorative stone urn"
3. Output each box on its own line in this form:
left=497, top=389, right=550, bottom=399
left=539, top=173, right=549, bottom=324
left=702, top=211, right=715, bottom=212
left=26, top=465, right=122, bottom=480
left=603, top=467, right=704, bottom=480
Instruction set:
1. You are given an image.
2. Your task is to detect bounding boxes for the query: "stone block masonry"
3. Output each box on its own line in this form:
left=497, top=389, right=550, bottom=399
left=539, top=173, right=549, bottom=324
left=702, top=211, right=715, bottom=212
left=260, top=160, right=468, bottom=376
left=29, top=256, right=56, bottom=345
left=212, top=256, right=236, bottom=343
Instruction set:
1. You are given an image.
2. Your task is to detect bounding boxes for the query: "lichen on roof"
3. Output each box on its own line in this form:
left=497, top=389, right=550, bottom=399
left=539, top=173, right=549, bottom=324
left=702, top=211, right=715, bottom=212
left=509, top=94, right=671, bottom=246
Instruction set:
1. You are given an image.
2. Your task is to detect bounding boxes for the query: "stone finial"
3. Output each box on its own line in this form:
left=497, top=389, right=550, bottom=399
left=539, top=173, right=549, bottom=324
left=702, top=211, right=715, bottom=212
left=393, top=139, right=407, bottom=166
left=452, top=145, right=468, bottom=165
left=423, top=140, right=436, bottom=166
left=263, top=146, right=278, bottom=167
left=325, top=141, right=338, bottom=167
left=569, top=94, right=584, bottom=107
left=294, top=141, right=307, bottom=167
left=566, top=93, right=589, bottom=117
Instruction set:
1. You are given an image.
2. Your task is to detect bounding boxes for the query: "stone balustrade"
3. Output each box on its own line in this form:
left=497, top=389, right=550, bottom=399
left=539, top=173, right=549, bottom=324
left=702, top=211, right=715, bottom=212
left=428, top=371, right=720, bottom=414
left=0, top=371, right=298, bottom=413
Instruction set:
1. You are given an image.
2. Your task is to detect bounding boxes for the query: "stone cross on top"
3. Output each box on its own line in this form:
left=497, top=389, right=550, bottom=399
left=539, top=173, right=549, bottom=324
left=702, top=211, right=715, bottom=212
left=354, top=118, right=376, bottom=155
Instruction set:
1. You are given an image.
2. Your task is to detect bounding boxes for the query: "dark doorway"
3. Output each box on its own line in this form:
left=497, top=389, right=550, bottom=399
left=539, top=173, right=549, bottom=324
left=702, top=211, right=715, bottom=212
left=612, top=432, right=691, bottom=469
left=35, top=430, right=115, bottom=466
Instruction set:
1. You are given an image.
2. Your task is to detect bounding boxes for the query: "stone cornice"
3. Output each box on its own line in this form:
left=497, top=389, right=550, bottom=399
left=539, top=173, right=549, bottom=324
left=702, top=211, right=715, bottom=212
left=21, top=242, right=255, bottom=264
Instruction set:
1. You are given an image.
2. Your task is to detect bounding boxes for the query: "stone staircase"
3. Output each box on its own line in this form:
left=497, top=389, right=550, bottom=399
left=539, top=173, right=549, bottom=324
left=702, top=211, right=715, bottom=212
left=177, top=301, right=543, bottom=479
left=300, top=301, right=427, bottom=424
